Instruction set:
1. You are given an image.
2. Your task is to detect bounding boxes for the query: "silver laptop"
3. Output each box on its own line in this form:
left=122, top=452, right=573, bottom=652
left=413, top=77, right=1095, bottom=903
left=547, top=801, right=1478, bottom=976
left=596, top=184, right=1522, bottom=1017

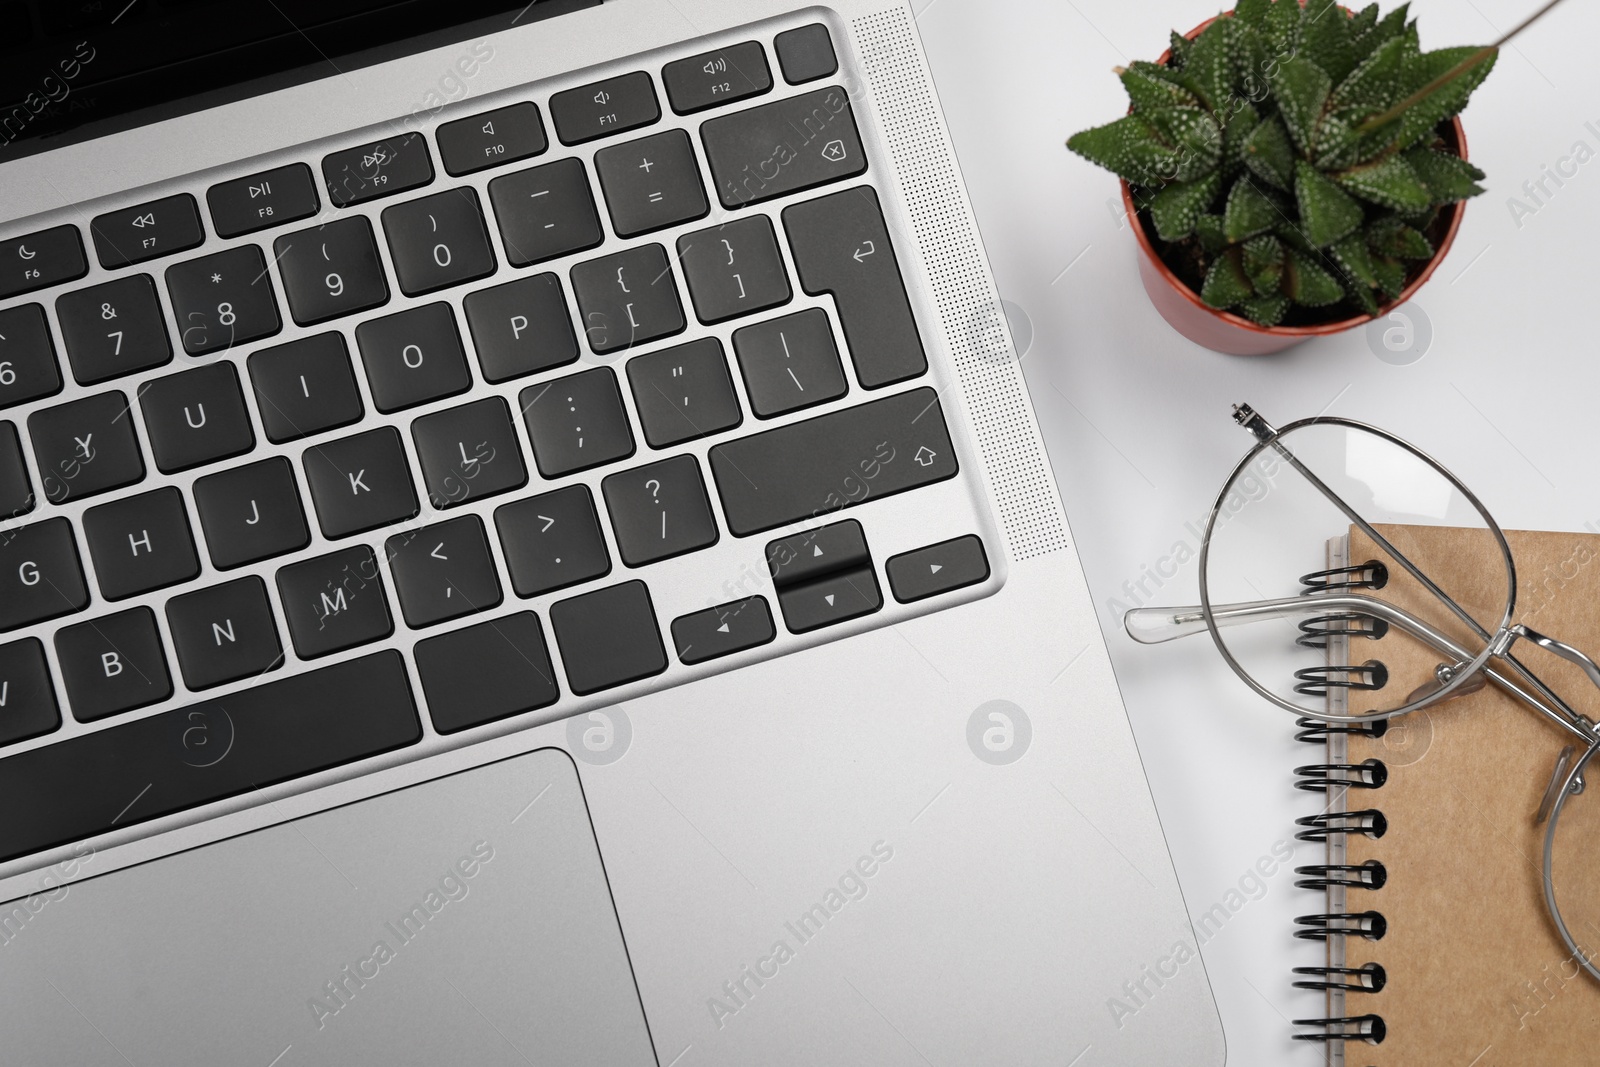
left=0, top=2, right=1222, bottom=1063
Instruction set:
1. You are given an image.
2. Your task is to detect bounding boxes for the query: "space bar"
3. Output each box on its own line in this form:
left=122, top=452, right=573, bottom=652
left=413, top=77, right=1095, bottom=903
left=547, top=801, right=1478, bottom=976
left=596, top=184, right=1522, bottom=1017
left=0, top=652, right=421, bottom=865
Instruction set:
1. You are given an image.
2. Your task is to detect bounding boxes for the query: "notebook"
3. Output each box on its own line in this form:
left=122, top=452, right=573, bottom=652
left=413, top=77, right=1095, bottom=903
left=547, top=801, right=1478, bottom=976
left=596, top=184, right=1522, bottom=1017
left=1295, top=524, right=1600, bottom=1065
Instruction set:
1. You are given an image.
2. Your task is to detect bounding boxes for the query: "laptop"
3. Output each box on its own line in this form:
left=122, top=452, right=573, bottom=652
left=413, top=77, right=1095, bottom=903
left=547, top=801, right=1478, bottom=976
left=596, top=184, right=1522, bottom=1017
left=0, top=2, right=1223, bottom=1063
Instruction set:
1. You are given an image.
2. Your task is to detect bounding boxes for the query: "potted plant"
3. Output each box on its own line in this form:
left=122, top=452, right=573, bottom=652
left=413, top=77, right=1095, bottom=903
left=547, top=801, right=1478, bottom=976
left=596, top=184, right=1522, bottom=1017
left=1067, top=0, right=1495, bottom=355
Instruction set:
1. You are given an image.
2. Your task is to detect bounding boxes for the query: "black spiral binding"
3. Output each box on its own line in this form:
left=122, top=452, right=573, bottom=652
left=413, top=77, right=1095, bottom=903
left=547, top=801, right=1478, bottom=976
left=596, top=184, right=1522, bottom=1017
left=1291, top=564, right=1391, bottom=1049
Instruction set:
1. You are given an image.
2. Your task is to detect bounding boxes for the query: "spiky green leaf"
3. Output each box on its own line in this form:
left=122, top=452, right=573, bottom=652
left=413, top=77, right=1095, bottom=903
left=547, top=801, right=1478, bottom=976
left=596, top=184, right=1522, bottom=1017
left=1168, top=30, right=1192, bottom=71
left=1263, top=0, right=1303, bottom=55
left=1195, top=213, right=1228, bottom=254
left=1180, top=17, right=1235, bottom=113
left=1242, top=234, right=1285, bottom=295
left=1122, top=65, right=1202, bottom=110
left=1234, top=0, right=1274, bottom=29
left=1068, top=118, right=1172, bottom=186
left=1201, top=249, right=1254, bottom=309
left=1277, top=221, right=1316, bottom=255
left=1298, top=0, right=1358, bottom=85
left=1222, top=103, right=1261, bottom=170
left=1149, top=174, right=1222, bottom=241
left=1345, top=276, right=1381, bottom=316
left=1239, top=293, right=1292, bottom=326
left=1390, top=46, right=1496, bottom=152
left=1242, top=115, right=1295, bottom=189
left=1332, top=34, right=1416, bottom=117
left=1328, top=232, right=1379, bottom=287
left=1313, top=112, right=1364, bottom=171
left=1403, top=145, right=1485, bottom=202
left=1367, top=216, right=1434, bottom=259
left=1336, top=155, right=1433, bottom=211
left=1349, top=4, right=1380, bottom=40
left=1224, top=176, right=1284, bottom=242
left=1371, top=254, right=1407, bottom=299
left=1284, top=248, right=1346, bottom=306
left=1354, top=2, right=1411, bottom=64
left=1295, top=159, right=1365, bottom=247
left=1270, top=56, right=1333, bottom=154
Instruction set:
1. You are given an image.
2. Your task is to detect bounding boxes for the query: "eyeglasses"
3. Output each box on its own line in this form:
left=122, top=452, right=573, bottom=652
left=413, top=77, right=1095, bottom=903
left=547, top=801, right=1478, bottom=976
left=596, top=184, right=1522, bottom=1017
left=1125, top=404, right=1600, bottom=984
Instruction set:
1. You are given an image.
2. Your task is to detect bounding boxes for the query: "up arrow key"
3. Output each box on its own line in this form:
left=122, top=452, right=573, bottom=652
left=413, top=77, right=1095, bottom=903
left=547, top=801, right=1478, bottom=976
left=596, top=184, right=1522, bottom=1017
left=716, top=622, right=730, bottom=633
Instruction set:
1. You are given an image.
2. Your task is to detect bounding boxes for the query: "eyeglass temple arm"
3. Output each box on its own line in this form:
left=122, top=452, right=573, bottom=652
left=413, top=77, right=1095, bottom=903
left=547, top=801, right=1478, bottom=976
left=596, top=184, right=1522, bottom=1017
left=1125, top=594, right=1597, bottom=747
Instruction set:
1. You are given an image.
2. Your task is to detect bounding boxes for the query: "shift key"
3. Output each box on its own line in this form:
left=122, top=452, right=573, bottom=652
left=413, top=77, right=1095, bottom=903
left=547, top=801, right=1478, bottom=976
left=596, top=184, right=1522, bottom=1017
left=708, top=387, right=957, bottom=536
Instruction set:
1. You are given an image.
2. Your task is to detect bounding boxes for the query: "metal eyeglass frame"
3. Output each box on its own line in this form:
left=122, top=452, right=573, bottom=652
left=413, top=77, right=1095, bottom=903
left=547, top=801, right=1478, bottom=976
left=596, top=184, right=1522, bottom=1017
left=1123, top=403, right=1600, bottom=983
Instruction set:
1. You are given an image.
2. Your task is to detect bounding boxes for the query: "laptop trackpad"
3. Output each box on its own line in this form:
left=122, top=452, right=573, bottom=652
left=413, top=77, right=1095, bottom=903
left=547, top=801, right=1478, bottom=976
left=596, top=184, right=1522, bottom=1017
left=2, top=748, right=657, bottom=1067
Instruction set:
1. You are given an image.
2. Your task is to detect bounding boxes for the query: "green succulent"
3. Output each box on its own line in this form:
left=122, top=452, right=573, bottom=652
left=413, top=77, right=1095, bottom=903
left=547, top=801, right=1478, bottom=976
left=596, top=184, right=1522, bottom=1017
left=1067, top=0, right=1493, bottom=326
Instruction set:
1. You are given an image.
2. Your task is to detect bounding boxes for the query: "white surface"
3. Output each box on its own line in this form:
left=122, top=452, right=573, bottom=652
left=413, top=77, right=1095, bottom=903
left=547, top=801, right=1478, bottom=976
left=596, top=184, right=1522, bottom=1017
left=916, top=1, right=1600, bottom=1064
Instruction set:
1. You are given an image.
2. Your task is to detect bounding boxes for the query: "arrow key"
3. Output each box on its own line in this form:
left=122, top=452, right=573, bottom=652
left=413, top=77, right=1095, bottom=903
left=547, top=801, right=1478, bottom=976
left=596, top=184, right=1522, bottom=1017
left=886, top=535, right=990, bottom=603
left=671, top=596, right=775, bottom=664
left=777, top=564, right=880, bottom=633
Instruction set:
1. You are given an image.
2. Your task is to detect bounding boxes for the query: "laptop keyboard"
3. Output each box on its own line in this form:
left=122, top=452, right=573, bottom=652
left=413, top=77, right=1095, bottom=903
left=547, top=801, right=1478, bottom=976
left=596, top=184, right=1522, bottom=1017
left=0, top=21, right=993, bottom=866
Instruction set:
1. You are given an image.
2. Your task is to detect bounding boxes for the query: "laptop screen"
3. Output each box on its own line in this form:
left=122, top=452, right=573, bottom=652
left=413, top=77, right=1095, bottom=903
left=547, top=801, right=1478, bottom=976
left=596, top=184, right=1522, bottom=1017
left=0, top=0, right=598, bottom=164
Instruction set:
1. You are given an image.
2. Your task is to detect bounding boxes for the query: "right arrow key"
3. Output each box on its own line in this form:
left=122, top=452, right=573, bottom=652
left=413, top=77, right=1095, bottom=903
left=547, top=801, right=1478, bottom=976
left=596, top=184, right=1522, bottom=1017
left=886, top=535, right=990, bottom=604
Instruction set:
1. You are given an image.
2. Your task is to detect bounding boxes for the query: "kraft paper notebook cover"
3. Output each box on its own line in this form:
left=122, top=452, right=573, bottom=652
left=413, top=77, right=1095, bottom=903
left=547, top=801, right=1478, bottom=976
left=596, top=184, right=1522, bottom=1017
left=1298, top=525, right=1600, bottom=1066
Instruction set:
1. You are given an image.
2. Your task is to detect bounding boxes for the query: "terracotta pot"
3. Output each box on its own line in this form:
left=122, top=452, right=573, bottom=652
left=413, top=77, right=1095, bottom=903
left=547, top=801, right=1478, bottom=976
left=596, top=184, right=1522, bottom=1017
left=1119, top=13, right=1469, bottom=356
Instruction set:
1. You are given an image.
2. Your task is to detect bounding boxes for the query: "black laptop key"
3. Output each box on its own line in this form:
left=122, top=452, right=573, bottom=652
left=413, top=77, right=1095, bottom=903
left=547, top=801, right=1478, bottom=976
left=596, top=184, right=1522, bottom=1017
left=56, top=607, right=173, bottom=722
left=775, top=24, right=839, bottom=84
left=570, top=243, right=685, bottom=354
left=765, top=519, right=870, bottom=588
left=677, top=215, right=790, bottom=324
left=662, top=41, right=772, bottom=114
left=415, top=612, right=559, bottom=734
left=0, top=639, right=59, bottom=748
left=438, top=102, right=548, bottom=176
left=784, top=186, right=926, bottom=388
left=166, top=577, right=284, bottom=691
left=192, top=457, right=310, bottom=569
left=463, top=273, right=579, bottom=383
left=602, top=454, right=719, bottom=566
left=709, top=387, right=958, bottom=536
left=0, top=651, right=420, bottom=865
left=302, top=426, right=419, bottom=538
left=138, top=362, right=254, bottom=473
left=208, top=162, right=321, bottom=238
left=0, top=518, right=88, bottom=633
left=550, top=71, right=660, bottom=145
left=778, top=565, right=881, bottom=633
left=0, top=304, right=63, bottom=408
left=28, top=391, right=144, bottom=504
left=701, top=87, right=866, bottom=208
left=549, top=580, right=667, bottom=695
left=495, top=486, right=611, bottom=598
left=887, top=535, right=990, bottom=603
left=594, top=129, right=709, bottom=237
left=91, top=193, right=204, bottom=269
left=274, top=216, right=390, bottom=326
left=323, top=132, right=433, bottom=207
left=57, top=274, right=171, bottom=384
left=385, top=514, right=502, bottom=628
left=626, top=337, right=742, bottom=448
left=0, top=422, right=32, bottom=517
left=166, top=245, right=282, bottom=355
left=248, top=332, right=364, bottom=443
left=277, top=546, right=394, bottom=658
left=519, top=366, right=634, bottom=477
left=732, top=307, right=846, bottom=418
left=0, top=224, right=86, bottom=299
left=671, top=597, right=775, bottom=665
left=82, top=486, right=200, bottom=600
left=354, top=302, right=472, bottom=413
left=488, top=158, right=604, bottom=267
left=382, top=188, right=496, bottom=297
left=412, top=396, right=527, bottom=509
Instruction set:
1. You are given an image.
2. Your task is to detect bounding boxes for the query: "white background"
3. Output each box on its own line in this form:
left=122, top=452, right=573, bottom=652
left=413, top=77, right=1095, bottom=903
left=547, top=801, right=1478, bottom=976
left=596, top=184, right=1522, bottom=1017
left=915, top=1, right=1600, bottom=1063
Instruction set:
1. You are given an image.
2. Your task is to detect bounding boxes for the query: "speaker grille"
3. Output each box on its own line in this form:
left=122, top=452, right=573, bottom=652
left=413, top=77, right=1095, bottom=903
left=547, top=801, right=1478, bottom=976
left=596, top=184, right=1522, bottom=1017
left=851, top=7, right=1066, bottom=561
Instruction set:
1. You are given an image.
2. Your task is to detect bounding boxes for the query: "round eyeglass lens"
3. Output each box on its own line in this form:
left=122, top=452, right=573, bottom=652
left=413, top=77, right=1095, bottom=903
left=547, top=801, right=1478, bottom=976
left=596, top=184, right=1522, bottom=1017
left=1547, top=749, right=1600, bottom=981
left=1199, top=420, right=1514, bottom=720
